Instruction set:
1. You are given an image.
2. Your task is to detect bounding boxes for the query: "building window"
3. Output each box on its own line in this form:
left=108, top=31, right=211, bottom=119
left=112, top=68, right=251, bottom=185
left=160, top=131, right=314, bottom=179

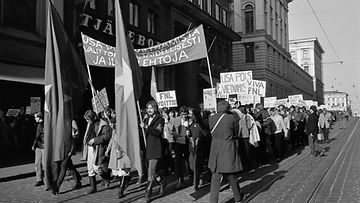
left=107, top=0, right=114, bottom=16
left=129, top=2, right=139, bottom=27
left=302, top=49, right=309, bottom=58
left=244, top=4, right=254, bottom=33
left=206, top=0, right=212, bottom=14
left=222, top=9, right=228, bottom=26
left=215, top=3, right=220, bottom=21
left=245, top=42, right=255, bottom=63
left=147, top=11, right=155, bottom=34
left=304, top=65, right=309, bottom=73
left=0, top=0, right=37, bottom=32
left=89, top=0, right=96, bottom=9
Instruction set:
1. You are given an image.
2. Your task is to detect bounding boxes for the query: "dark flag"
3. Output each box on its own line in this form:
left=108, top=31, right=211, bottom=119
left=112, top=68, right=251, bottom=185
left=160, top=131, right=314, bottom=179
left=44, top=1, right=88, bottom=189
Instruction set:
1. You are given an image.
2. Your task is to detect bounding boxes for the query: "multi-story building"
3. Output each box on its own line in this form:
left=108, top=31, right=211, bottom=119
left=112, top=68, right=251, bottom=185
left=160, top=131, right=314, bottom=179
left=324, top=91, right=351, bottom=112
left=289, top=38, right=325, bottom=104
left=0, top=0, right=241, bottom=110
left=72, top=0, right=241, bottom=107
left=232, top=0, right=314, bottom=100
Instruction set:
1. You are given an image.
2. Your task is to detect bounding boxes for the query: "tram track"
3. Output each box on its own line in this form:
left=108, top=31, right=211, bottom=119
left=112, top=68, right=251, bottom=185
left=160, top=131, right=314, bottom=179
left=242, top=118, right=358, bottom=203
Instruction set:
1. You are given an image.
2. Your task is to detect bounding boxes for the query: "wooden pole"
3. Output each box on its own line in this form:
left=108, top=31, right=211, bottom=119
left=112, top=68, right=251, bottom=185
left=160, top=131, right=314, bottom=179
left=136, top=101, right=147, bottom=147
left=206, top=56, right=214, bottom=89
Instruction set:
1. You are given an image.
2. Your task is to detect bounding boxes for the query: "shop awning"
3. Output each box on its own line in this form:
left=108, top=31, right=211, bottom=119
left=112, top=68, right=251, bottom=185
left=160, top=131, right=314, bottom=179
left=0, top=62, right=44, bottom=85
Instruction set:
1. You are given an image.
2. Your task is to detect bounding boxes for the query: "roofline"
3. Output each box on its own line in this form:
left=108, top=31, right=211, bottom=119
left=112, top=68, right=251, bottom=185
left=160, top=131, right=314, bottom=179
left=289, top=37, right=324, bottom=53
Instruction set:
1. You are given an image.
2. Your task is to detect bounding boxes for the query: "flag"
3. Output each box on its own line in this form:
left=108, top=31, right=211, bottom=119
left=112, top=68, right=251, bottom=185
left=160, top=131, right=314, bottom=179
left=44, top=1, right=88, bottom=189
left=150, top=67, right=158, bottom=100
left=114, top=0, right=143, bottom=176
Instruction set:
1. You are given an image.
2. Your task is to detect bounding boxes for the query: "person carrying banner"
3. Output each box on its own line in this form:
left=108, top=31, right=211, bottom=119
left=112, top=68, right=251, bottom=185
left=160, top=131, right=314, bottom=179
left=82, top=110, right=112, bottom=194
left=140, top=101, right=167, bottom=203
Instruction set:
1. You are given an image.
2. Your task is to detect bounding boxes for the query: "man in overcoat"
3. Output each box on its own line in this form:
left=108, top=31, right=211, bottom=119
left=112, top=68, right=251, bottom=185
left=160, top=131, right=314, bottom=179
left=208, top=100, right=244, bottom=203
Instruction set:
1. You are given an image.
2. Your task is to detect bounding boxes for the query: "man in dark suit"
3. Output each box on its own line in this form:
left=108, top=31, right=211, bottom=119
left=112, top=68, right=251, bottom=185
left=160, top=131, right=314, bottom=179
left=305, top=106, right=325, bottom=157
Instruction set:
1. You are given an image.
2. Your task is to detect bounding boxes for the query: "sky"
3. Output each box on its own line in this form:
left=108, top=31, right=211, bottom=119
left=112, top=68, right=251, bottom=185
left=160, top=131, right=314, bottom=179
left=288, top=0, right=360, bottom=113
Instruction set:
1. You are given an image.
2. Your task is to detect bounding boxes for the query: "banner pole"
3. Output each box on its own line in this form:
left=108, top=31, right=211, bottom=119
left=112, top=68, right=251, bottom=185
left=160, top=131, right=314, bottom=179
left=86, top=65, right=98, bottom=113
left=207, top=35, right=217, bottom=53
left=206, top=56, right=214, bottom=89
left=136, top=101, right=147, bottom=147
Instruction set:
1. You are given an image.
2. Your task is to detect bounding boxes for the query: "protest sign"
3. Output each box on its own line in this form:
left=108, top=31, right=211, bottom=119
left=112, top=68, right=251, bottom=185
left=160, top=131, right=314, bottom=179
left=275, top=98, right=288, bottom=106
left=156, top=90, right=178, bottom=108
left=227, top=94, right=238, bottom=107
left=203, top=88, right=217, bottom=111
left=237, top=94, right=260, bottom=105
left=6, top=109, right=20, bottom=117
left=264, top=97, right=277, bottom=108
left=304, top=100, right=313, bottom=109
left=81, top=33, right=116, bottom=67
left=288, top=94, right=303, bottom=106
left=30, top=97, right=41, bottom=114
left=25, top=106, right=31, bottom=115
left=92, top=88, right=110, bottom=114
left=220, top=71, right=252, bottom=84
left=216, top=83, right=227, bottom=98
left=313, top=101, right=318, bottom=107
left=135, top=25, right=207, bottom=67
left=246, top=79, right=266, bottom=97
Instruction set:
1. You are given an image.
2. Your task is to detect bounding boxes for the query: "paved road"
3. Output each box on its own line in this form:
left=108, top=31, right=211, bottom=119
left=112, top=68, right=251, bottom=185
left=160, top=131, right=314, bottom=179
left=0, top=118, right=357, bottom=203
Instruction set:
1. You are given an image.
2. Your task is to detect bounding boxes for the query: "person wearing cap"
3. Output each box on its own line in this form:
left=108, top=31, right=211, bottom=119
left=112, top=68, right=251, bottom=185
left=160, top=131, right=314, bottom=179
left=306, top=106, right=325, bottom=157
left=32, top=112, right=45, bottom=187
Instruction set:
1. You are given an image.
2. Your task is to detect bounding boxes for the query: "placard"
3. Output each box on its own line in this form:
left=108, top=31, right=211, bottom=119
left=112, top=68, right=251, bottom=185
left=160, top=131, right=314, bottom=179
left=275, top=98, right=288, bottom=106
left=220, top=71, right=252, bottom=84
left=288, top=94, right=303, bottom=106
left=155, top=90, right=178, bottom=108
left=216, top=79, right=266, bottom=97
left=30, top=97, right=41, bottom=114
left=237, top=94, right=260, bottom=105
left=6, top=109, right=20, bottom=117
left=264, top=97, right=277, bottom=108
left=203, top=88, right=217, bottom=111
left=25, top=106, right=31, bottom=115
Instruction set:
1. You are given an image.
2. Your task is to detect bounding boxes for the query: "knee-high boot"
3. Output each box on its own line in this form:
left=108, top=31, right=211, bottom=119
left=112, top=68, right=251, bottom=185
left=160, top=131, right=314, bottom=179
left=118, top=176, right=132, bottom=198
left=86, top=176, right=97, bottom=194
left=144, top=181, right=154, bottom=203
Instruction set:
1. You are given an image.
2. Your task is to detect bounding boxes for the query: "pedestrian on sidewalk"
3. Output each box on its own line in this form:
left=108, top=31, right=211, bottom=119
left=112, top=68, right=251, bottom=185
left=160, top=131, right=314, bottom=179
left=269, top=107, right=288, bottom=162
left=51, top=119, right=82, bottom=194
left=306, top=106, right=325, bottom=157
left=318, top=108, right=331, bottom=143
left=82, top=110, right=112, bottom=195
left=32, top=112, right=45, bottom=187
left=140, top=100, right=167, bottom=203
left=105, top=108, right=132, bottom=199
left=208, top=101, right=245, bottom=203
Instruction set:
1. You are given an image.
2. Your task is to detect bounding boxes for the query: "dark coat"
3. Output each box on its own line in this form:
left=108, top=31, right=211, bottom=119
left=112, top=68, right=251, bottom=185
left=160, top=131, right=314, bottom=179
left=305, top=112, right=319, bottom=136
left=208, top=112, right=242, bottom=173
left=144, top=114, right=164, bottom=160
left=93, top=120, right=112, bottom=166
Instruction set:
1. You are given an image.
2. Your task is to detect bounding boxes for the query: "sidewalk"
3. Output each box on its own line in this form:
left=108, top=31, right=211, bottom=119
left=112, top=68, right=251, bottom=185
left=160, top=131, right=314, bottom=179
left=0, top=151, right=85, bottom=182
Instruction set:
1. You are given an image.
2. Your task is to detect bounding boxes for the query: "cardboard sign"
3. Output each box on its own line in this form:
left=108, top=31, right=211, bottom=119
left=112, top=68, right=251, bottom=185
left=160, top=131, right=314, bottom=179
left=81, top=33, right=116, bottom=67
left=275, top=98, right=288, bottom=106
left=237, top=94, right=260, bottom=105
left=246, top=79, right=266, bottom=97
left=25, top=106, right=31, bottom=115
left=264, top=97, right=277, bottom=108
left=92, top=88, right=110, bottom=114
left=304, top=100, right=313, bottom=109
left=220, top=71, right=252, bottom=84
left=155, top=90, right=177, bottom=108
left=30, top=97, right=41, bottom=114
left=216, top=83, right=227, bottom=98
left=216, top=79, right=266, bottom=97
left=288, top=94, right=304, bottom=106
left=6, top=109, right=20, bottom=117
left=135, top=25, right=207, bottom=67
left=203, top=88, right=217, bottom=111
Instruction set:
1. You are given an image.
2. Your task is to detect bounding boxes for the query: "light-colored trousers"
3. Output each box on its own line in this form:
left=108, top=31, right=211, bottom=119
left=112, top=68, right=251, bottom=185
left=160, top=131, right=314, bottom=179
left=87, top=146, right=108, bottom=177
left=34, top=148, right=45, bottom=182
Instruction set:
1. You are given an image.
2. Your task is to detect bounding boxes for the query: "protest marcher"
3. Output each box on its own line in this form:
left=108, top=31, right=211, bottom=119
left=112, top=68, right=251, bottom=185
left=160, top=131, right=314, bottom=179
left=306, top=106, right=325, bottom=157
left=105, top=108, right=132, bottom=199
left=51, top=119, right=82, bottom=194
left=208, top=100, right=244, bottom=203
left=187, top=108, right=209, bottom=191
left=282, top=109, right=292, bottom=154
left=318, top=108, right=331, bottom=143
left=141, top=100, right=167, bottom=203
left=269, top=107, right=288, bottom=161
left=288, top=105, right=298, bottom=150
left=171, top=106, right=191, bottom=189
left=31, top=112, right=45, bottom=187
left=82, top=110, right=112, bottom=194
left=162, top=108, right=175, bottom=174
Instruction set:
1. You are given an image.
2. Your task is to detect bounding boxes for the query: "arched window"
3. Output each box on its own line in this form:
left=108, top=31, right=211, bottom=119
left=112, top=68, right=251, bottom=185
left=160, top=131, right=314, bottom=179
left=244, top=4, right=254, bottom=33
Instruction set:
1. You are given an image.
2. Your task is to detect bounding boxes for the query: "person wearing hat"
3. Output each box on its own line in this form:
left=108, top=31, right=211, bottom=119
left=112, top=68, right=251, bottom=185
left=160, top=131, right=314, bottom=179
left=32, top=112, right=45, bottom=187
left=306, top=106, right=325, bottom=157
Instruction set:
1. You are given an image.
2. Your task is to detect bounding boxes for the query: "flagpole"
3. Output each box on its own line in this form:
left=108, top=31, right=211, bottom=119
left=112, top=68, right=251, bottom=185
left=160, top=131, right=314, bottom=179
left=187, top=22, right=192, bottom=32
left=206, top=56, right=214, bottom=89
left=136, top=101, right=147, bottom=147
left=207, top=35, right=217, bottom=53
left=86, top=65, right=98, bottom=113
